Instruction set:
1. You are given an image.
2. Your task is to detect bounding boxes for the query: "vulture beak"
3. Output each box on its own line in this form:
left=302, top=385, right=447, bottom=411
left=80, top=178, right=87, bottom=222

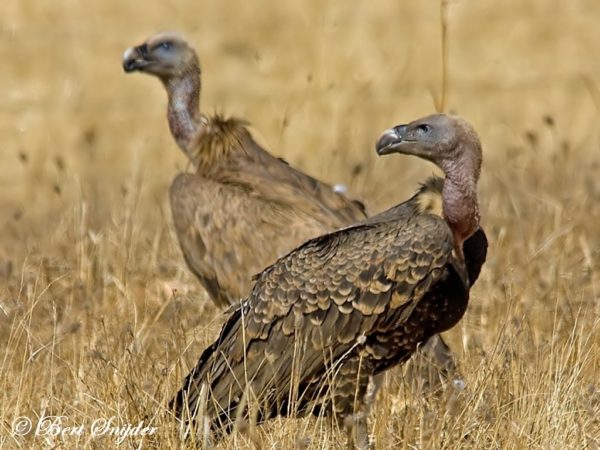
left=375, top=124, right=408, bottom=155
left=122, top=44, right=151, bottom=72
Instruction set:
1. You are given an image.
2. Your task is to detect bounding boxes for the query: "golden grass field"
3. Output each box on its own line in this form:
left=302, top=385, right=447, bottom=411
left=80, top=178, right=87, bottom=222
left=1, top=0, right=599, bottom=448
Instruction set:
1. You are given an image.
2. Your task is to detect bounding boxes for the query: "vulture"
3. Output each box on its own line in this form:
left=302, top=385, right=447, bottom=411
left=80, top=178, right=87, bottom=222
left=122, top=32, right=366, bottom=309
left=122, top=32, right=458, bottom=391
left=170, top=113, right=488, bottom=448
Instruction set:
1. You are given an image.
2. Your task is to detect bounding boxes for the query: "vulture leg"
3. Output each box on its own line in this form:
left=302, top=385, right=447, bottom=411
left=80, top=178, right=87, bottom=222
left=406, top=334, right=457, bottom=395
left=325, top=356, right=375, bottom=450
left=364, top=372, right=384, bottom=409
left=345, top=412, right=371, bottom=450
left=343, top=372, right=384, bottom=450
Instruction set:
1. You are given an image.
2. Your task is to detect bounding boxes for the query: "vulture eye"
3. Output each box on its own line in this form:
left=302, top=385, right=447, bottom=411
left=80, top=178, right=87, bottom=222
left=159, top=41, right=173, bottom=51
left=416, top=124, right=431, bottom=134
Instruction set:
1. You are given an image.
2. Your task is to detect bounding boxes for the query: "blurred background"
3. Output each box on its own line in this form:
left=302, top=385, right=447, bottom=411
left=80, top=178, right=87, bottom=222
left=2, top=0, right=599, bottom=250
left=0, top=1, right=598, bottom=448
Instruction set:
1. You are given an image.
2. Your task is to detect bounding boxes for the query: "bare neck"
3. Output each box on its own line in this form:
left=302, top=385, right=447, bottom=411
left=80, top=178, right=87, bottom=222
left=440, top=147, right=481, bottom=249
left=163, top=70, right=204, bottom=154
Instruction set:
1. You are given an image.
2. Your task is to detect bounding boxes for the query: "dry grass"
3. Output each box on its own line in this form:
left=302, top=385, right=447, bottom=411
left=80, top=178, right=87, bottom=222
left=1, top=0, right=599, bottom=448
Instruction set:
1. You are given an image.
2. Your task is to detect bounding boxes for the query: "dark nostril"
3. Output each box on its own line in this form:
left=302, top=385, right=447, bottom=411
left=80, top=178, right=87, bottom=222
left=393, top=125, right=407, bottom=137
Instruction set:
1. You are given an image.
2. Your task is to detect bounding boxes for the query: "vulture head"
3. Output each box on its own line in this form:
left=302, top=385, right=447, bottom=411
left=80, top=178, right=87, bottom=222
left=375, top=114, right=482, bottom=180
left=122, top=32, right=200, bottom=81
left=377, top=113, right=483, bottom=246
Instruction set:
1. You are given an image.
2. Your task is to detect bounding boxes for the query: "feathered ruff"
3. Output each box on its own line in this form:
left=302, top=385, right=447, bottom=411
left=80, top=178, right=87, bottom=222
left=189, top=115, right=252, bottom=173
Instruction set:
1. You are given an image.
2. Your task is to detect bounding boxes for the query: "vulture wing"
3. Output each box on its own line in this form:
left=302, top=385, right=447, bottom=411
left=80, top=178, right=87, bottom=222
left=170, top=172, right=344, bottom=308
left=172, top=123, right=367, bottom=308
left=172, top=209, right=458, bottom=426
left=247, top=137, right=367, bottom=223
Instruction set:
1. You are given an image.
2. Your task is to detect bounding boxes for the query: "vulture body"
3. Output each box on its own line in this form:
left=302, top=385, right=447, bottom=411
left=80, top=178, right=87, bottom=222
left=122, top=32, right=457, bottom=394
left=168, top=122, right=367, bottom=307
left=122, top=32, right=366, bottom=308
left=170, top=114, right=488, bottom=447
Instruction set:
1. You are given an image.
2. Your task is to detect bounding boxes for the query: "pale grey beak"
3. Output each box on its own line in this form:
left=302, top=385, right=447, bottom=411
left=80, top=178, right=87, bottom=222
left=122, top=44, right=151, bottom=72
left=375, top=124, right=408, bottom=155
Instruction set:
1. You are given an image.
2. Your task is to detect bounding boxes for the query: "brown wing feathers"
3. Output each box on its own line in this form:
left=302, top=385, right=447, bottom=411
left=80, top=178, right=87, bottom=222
left=167, top=113, right=487, bottom=441
left=177, top=116, right=368, bottom=307
left=171, top=211, right=457, bottom=426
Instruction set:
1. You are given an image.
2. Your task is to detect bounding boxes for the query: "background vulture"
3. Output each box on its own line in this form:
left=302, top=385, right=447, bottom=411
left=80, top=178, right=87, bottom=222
left=122, top=32, right=366, bottom=309
left=170, top=114, right=488, bottom=449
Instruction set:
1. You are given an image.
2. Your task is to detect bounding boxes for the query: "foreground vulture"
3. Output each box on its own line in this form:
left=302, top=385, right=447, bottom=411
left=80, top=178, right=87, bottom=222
left=170, top=114, right=488, bottom=448
left=122, top=32, right=366, bottom=308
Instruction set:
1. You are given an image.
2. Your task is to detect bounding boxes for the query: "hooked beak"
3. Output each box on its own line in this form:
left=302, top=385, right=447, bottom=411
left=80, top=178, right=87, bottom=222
left=122, top=44, right=151, bottom=72
left=375, top=124, right=408, bottom=155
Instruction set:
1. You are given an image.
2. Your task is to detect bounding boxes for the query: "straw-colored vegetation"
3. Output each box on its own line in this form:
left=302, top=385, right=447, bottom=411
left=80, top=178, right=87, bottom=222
left=0, top=0, right=598, bottom=448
